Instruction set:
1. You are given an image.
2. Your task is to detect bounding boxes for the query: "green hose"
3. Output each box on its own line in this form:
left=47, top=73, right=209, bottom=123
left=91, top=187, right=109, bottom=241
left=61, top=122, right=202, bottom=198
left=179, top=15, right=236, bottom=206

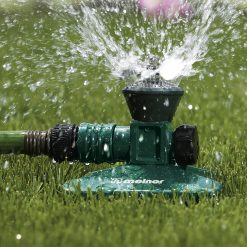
left=0, top=131, right=26, bottom=154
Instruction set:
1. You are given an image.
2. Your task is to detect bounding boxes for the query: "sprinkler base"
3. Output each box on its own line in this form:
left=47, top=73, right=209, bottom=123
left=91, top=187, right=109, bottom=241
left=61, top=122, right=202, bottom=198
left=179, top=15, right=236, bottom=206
left=63, top=164, right=222, bottom=197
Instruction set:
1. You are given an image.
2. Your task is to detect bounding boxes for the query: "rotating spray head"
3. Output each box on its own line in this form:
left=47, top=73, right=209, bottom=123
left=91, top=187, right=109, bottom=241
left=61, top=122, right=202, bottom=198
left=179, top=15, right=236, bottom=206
left=122, top=57, right=184, bottom=122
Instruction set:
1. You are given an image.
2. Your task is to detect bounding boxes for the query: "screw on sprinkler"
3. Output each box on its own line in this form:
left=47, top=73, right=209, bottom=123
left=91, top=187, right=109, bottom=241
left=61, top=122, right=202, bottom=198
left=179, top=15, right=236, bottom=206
left=0, top=73, right=221, bottom=197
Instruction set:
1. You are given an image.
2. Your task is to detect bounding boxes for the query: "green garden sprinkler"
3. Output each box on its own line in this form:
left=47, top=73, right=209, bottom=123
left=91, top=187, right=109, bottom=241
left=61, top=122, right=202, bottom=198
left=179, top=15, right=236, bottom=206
left=0, top=73, right=222, bottom=197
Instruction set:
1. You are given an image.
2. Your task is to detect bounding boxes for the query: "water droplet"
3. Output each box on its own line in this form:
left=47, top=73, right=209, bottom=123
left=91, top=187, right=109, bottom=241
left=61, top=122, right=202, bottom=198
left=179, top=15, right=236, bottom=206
left=17, top=0, right=27, bottom=3
left=72, top=141, right=76, bottom=148
left=3, top=160, right=10, bottom=169
left=3, top=63, right=12, bottom=71
left=179, top=197, right=183, bottom=205
left=84, top=80, right=90, bottom=86
left=156, top=136, right=160, bottom=144
left=103, top=143, right=109, bottom=152
left=164, top=98, right=169, bottom=107
left=106, top=86, right=113, bottom=93
left=188, top=105, right=193, bottom=110
left=199, top=73, right=204, bottom=80
left=67, top=66, right=77, bottom=73
left=16, top=234, right=22, bottom=240
left=139, top=134, right=144, bottom=143
left=215, top=151, right=222, bottom=162
left=143, top=106, right=147, bottom=111
left=127, top=38, right=134, bottom=45
left=28, top=80, right=44, bottom=92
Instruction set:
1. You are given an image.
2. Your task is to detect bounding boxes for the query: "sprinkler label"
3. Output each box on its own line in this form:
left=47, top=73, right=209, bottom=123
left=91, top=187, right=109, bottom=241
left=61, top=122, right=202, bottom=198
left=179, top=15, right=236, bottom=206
left=110, top=178, right=164, bottom=185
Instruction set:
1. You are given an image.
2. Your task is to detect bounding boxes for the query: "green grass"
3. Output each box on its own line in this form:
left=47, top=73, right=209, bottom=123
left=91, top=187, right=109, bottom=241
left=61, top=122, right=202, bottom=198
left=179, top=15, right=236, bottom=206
left=0, top=3, right=247, bottom=247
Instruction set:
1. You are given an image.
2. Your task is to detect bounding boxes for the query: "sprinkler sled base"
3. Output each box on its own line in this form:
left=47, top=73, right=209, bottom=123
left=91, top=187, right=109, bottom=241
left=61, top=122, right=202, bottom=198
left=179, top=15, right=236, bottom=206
left=63, top=164, right=222, bottom=197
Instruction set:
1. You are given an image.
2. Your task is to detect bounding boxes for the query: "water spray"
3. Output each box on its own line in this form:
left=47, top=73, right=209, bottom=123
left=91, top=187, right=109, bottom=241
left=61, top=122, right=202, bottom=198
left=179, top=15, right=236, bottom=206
left=0, top=70, right=222, bottom=197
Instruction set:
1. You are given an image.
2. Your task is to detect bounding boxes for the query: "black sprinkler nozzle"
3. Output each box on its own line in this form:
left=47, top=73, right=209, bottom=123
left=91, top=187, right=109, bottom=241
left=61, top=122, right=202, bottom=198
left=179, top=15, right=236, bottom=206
left=123, top=86, right=184, bottom=122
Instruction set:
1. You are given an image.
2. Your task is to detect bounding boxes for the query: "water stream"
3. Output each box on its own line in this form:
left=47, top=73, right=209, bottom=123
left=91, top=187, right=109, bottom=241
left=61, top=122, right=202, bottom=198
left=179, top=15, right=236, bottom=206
left=48, top=0, right=245, bottom=87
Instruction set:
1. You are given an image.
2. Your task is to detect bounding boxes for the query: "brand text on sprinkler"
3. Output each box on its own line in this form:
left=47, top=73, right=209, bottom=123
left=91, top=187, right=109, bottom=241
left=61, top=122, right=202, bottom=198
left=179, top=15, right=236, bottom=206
left=110, top=178, right=165, bottom=184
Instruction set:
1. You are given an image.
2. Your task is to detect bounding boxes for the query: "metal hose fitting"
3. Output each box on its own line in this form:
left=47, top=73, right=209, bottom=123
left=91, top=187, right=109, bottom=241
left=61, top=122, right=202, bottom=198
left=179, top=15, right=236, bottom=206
left=24, top=124, right=78, bottom=162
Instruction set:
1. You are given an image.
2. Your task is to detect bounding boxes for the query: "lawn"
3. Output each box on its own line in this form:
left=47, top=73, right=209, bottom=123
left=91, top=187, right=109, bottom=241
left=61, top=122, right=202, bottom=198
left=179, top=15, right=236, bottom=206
left=0, top=1, right=246, bottom=247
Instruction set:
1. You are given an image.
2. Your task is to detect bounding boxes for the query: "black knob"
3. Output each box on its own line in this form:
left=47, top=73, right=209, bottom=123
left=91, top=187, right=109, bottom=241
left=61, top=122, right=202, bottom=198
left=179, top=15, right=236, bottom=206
left=173, top=125, right=199, bottom=166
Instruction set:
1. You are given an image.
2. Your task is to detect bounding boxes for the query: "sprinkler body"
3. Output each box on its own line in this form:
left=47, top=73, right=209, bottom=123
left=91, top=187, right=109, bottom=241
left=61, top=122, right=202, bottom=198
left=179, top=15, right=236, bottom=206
left=75, top=87, right=198, bottom=167
left=0, top=84, right=221, bottom=197
left=0, top=87, right=198, bottom=167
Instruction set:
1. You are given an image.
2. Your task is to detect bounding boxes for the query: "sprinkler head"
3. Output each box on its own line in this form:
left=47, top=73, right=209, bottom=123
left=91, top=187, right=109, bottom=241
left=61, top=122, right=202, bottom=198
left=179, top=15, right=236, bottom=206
left=123, top=59, right=184, bottom=122
left=123, top=86, right=184, bottom=122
